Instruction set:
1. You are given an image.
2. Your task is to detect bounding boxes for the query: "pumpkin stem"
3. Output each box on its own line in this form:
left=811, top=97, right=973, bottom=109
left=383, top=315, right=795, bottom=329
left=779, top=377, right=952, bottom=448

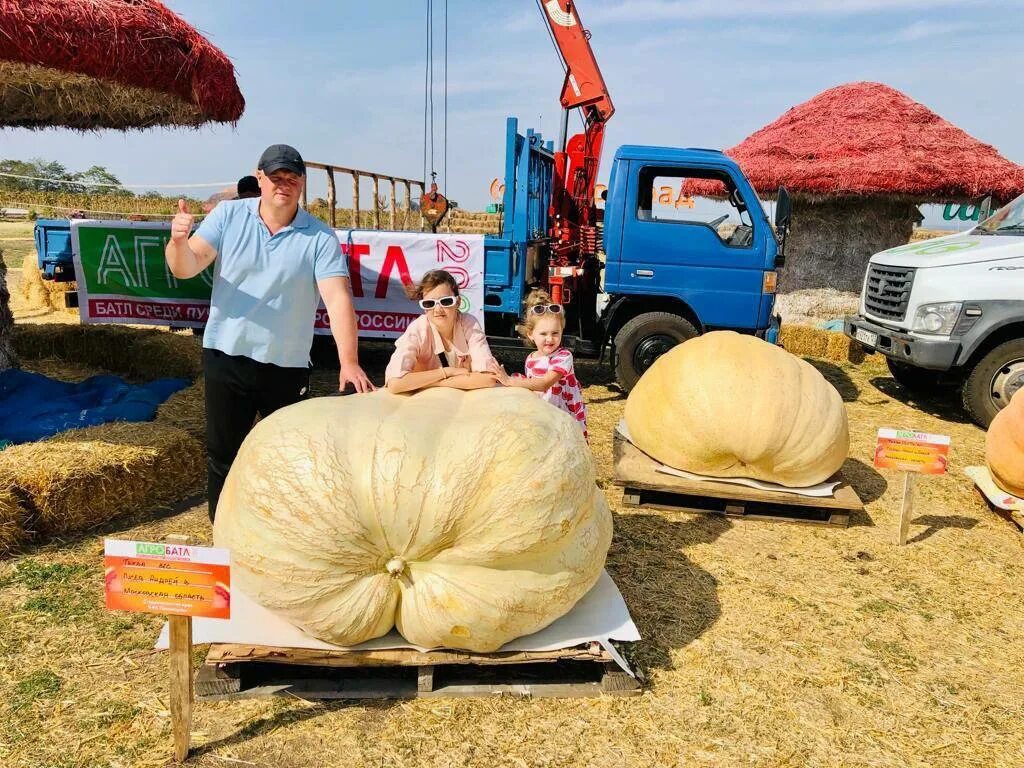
left=385, top=556, right=406, bottom=576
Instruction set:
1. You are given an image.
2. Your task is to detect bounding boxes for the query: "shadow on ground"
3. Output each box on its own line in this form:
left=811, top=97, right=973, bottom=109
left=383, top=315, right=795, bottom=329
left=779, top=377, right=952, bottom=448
left=869, top=376, right=970, bottom=424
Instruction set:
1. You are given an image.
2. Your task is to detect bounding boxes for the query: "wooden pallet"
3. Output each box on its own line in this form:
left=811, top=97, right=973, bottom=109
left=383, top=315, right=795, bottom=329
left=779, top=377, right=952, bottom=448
left=965, top=466, right=1024, bottom=533
left=196, top=642, right=641, bottom=700
left=613, top=434, right=862, bottom=527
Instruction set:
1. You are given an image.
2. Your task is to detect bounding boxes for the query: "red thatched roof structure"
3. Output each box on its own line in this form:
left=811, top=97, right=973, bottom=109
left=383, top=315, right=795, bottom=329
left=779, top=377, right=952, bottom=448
left=0, top=0, right=244, bottom=130
left=691, top=81, right=1024, bottom=202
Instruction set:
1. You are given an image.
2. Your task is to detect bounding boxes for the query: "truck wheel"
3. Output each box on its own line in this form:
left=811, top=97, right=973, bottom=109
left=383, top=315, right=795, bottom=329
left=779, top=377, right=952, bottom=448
left=885, top=358, right=952, bottom=392
left=614, top=312, right=698, bottom=391
left=962, top=339, right=1024, bottom=428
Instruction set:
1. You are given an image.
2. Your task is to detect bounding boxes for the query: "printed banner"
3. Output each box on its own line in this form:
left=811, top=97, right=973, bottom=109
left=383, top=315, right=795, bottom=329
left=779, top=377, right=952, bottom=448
left=71, top=220, right=485, bottom=340
left=873, top=428, right=950, bottom=475
left=104, top=539, right=231, bottom=619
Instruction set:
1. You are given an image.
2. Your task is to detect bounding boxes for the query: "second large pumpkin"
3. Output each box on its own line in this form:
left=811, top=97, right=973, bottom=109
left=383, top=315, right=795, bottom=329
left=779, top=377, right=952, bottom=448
left=624, top=331, right=849, bottom=487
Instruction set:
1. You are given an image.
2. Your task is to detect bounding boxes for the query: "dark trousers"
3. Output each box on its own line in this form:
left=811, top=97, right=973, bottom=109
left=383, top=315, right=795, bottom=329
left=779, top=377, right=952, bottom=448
left=204, top=348, right=309, bottom=522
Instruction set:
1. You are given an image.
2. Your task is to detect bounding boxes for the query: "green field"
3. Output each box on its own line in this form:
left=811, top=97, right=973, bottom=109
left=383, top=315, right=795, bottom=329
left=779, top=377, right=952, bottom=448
left=0, top=221, right=35, bottom=270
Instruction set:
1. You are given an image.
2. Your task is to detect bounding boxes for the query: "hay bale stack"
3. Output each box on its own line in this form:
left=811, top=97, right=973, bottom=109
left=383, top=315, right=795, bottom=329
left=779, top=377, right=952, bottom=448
left=0, top=421, right=204, bottom=538
left=13, top=324, right=202, bottom=379
left=781, top=196, right=921, bottom=292
left=18, top=253, right=77, bottom=313
left=0, top=483, right=26, bottom=555
left=156, top=377, right=205, bottom=440
left=780, top=325, right=865, bottom=364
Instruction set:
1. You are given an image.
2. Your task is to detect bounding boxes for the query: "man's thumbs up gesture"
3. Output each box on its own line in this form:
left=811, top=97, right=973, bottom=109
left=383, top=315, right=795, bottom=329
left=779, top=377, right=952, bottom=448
left=170, top=198, right=193, bottom=244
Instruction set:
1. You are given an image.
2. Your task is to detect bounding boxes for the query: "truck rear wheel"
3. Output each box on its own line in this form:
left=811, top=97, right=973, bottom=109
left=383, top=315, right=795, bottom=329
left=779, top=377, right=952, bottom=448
left=614, top=312, right=698, bottom=391
left=962, top=339, right=1024, bottom=428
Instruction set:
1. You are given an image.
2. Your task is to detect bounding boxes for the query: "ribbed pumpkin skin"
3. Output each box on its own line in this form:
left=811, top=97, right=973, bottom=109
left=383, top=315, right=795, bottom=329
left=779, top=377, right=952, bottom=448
left=624, top=331, right=849, bottom=487
left=213, top=387, right=611, bottom=653
left=986, top=389, right=1024, bottom=498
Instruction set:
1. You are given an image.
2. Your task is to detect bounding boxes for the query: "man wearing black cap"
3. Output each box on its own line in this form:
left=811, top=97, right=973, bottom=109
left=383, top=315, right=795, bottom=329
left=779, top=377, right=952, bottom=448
left=165, top=144, right=373, bottom=521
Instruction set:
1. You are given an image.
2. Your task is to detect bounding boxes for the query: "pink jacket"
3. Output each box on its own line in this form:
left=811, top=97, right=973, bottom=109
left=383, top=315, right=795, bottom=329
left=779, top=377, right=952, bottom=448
left=384, top=313, right=496, bottom=383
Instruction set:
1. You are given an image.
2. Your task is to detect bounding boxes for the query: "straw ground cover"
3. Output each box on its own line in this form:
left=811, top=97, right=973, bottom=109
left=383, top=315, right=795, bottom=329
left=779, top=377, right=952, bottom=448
left=2, top=343, right=1022, bottom=768
left=0, top=326, right=205, bottom=552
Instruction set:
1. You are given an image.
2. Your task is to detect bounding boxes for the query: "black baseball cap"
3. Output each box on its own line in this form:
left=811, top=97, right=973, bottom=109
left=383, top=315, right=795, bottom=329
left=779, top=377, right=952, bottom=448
left=258, top=144, right=306, bottom=176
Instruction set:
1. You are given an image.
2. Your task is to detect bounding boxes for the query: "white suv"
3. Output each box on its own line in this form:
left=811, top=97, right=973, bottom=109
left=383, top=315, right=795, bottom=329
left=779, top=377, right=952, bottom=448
left=845, top=193, right=1024, bottom=427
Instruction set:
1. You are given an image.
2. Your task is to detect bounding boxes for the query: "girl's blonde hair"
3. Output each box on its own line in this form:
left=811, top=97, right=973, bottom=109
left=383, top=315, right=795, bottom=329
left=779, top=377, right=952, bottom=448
left=406, top=269, right=460, bottom=301
left=517, top=288, right=565, bottom=346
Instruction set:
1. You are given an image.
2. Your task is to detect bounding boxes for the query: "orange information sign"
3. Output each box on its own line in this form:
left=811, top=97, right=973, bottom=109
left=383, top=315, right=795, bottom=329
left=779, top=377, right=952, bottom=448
left=873, top=428, right=950, bottom=475
left=104, top=539, right=230, bottom=619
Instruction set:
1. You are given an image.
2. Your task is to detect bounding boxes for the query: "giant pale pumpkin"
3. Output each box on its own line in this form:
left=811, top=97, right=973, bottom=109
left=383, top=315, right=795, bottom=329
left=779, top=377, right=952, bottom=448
left=986, top=389, right=1024, bottom=498
left=624, top=331, right=849, bottom=487
left=213, top=387, right=611, bottom=653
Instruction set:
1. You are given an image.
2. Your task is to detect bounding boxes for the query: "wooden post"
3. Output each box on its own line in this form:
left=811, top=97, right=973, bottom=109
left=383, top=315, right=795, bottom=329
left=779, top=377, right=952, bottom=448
left=372, top=175, right=381, bottom=230
left=352, top=173, right=360, bottom=229
left=166, top=534, right=192, bottom=762
left=897, top=472, right=917, bottom=545
left=325, top=167, right=336, bottom=229
left=403, top=181, right=412, bottom=230
left=389, top=179, right=397, bottom=230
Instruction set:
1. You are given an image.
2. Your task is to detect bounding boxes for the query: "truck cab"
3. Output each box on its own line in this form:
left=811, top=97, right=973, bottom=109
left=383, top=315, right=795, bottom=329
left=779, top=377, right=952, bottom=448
left=845, top=192, right=1024, bottom=427
left=482, top=120, right=788, bottom=390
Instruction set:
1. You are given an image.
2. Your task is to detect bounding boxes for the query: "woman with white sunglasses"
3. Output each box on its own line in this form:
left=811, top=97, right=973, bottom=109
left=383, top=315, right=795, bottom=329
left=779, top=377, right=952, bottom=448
left=384, top=269, right=499, bottom=392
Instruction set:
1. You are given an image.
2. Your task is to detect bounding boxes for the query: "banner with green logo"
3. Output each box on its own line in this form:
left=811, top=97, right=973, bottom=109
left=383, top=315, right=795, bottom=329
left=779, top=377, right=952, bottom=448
left=71, top=220, right=484, bottom=339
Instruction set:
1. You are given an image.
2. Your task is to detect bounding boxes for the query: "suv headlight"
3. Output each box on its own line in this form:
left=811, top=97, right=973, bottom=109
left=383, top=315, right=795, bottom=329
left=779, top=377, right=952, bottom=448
left=912, top=302, right=962, bottom=335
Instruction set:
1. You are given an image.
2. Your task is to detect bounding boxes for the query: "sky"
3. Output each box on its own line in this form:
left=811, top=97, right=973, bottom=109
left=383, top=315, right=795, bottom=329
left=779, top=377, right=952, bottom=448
left=3, top=0, right=1022, bottom=226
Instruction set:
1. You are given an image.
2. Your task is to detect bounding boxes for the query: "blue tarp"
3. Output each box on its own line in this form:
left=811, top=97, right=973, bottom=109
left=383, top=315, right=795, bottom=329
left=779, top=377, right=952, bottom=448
left=0, top=369, right=189, bottom=445
left=818, top=319, right=846, bottom=332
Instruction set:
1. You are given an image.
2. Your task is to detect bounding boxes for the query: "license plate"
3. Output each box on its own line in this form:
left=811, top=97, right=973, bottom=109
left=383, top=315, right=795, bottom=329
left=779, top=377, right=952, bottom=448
left=854, top=328, right=878, bottom=348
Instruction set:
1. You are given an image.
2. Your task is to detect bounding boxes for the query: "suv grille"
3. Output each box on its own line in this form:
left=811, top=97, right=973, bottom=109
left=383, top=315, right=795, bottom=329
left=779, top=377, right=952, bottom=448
left=864, top=264, right=915, bottom=321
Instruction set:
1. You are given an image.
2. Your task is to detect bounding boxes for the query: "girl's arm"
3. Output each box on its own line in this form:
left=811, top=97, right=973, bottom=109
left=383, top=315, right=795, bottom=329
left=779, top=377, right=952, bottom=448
left=384, top=322, right=426, bottom=384
left=497, top=366, right=561, bottom=392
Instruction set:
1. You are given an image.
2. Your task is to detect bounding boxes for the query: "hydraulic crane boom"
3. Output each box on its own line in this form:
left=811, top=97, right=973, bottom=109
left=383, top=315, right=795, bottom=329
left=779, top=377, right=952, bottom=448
left=538, top=0, right=614, bottom=304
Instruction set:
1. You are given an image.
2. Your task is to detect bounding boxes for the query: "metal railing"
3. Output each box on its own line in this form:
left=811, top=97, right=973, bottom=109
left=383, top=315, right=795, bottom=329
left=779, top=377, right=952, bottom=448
left=300, top=162, right=425, bottom=230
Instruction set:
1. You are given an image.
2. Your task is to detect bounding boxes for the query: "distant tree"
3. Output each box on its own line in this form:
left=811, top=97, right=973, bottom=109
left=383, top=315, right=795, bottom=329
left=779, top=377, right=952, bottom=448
left=0, top=158, right=129, bottom=195
left=72, top=165, right=130, bottom=196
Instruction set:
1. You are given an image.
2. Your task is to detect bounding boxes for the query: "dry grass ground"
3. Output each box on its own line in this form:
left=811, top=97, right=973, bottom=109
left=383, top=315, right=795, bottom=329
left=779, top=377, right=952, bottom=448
left=0, top=220, right=35, bottom=270
left=1, top=340, right=1022, bottom=768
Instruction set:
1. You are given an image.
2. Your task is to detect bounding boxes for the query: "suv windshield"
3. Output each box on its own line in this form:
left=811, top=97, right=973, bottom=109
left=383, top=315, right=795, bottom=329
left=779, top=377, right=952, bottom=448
left=976, top=193, right=1024, bottom=235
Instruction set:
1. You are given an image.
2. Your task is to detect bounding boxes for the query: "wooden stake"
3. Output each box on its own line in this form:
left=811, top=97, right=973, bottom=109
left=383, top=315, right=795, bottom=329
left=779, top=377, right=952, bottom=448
left=166, top=534, right=193, bottom=762
left=898, top=472, right=917, bottom=545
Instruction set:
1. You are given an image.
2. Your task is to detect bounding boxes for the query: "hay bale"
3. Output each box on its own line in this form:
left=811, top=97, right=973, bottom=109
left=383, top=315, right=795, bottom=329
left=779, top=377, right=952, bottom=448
left=20, top=252, right=51, bottom=310
left=156, top=377, right=205, bottom=440
left=781, top=196, right=921, bottom=292
left=0, top=421, right=204, bottom=538
left=0, top=483, right=26, bottom=556
left=780, top=325, right=865, bottom=364
left=13, top=324, right=202, bottom=380
left=775, top=289, right=860, bottom=327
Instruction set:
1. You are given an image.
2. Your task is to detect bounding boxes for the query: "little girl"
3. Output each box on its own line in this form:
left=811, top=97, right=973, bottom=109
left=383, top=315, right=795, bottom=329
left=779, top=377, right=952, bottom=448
left=499, top=290, right=588, bottom=438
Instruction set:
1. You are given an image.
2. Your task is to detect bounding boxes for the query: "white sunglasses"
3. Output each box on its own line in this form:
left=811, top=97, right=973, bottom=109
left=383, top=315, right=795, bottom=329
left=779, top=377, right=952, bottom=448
left=419, top=296, right=458, bottom=310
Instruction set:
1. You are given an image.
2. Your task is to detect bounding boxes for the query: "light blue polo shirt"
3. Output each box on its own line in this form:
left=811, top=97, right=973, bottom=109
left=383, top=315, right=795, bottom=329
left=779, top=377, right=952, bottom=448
left=195, top=199, right=347, bottom=368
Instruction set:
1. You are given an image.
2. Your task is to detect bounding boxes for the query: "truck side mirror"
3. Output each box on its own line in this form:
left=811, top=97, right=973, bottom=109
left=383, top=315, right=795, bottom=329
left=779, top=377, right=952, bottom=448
left=774, top=186, right=791, bottom=267
left=978, top=195, right=993, bottom=222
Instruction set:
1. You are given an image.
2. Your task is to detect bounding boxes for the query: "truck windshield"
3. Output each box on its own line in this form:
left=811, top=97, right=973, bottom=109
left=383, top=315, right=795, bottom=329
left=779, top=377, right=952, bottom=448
left=976, top=193, right=1024, bottom=235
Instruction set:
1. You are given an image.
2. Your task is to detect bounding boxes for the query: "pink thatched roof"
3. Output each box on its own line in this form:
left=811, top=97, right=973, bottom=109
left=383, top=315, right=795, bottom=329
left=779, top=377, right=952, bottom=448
left=689, top=82, right=1024, bottom=202
left=0, top=0, right=244, bottom=129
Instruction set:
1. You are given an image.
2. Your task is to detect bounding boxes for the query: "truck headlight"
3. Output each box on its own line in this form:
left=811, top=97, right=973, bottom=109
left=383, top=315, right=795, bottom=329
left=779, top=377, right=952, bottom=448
left=912, top=302, right=962, bottom=335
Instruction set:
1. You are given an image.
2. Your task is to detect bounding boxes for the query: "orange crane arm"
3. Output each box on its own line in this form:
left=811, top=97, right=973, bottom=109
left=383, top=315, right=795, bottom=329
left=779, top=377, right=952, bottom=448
left=538, top=0, right=614, bottom=289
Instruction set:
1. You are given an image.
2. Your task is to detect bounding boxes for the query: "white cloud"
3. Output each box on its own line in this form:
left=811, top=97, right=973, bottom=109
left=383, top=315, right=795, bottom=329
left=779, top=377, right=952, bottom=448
left=888, top=20, right=977, bottom=42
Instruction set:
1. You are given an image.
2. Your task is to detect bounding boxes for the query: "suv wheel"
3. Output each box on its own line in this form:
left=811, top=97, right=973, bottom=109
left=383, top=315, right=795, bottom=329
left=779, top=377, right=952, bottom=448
left=962, top=339, right=1024, bottom=428
left=613, top=312, right=698, bottom=391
